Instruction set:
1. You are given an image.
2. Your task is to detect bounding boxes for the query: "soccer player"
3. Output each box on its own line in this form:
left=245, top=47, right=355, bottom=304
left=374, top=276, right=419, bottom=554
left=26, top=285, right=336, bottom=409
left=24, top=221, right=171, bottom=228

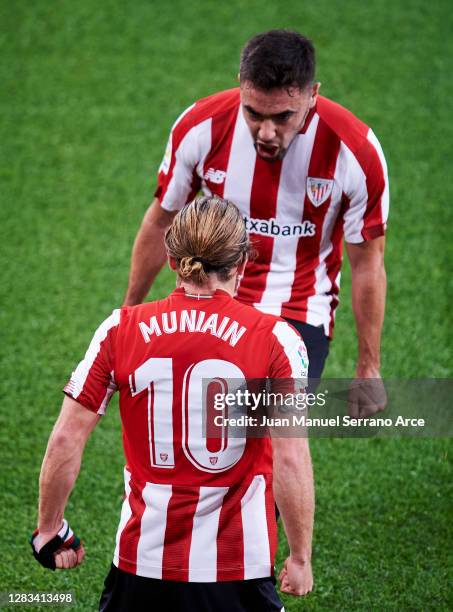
left=31, top=196, right=314, bottom=611
left=124, top=29, right=389, bottom=417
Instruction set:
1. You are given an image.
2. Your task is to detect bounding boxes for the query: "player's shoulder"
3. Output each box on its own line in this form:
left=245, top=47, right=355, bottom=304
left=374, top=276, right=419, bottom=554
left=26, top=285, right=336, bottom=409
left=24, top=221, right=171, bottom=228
left=316, top=95, right=372, bottom=153
left=174, top=88, right=240, bottom=131
left=117, top=297, right=171, bottom=325
left=195, top=87, right=241, bottom=114
left=248, top=313, right=306, bottom=375
left=232, top=302, right=299, bottom=339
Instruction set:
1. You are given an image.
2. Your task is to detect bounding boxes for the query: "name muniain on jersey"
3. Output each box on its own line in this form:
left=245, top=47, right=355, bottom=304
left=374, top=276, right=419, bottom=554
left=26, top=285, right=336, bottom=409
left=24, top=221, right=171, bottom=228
left=138, top=309, right=247, bottom=347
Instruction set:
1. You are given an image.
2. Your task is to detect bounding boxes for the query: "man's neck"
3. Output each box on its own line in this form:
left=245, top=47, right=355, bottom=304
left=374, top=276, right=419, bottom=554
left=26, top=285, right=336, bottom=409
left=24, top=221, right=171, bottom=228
left=177, top=276, right=236, bottom=297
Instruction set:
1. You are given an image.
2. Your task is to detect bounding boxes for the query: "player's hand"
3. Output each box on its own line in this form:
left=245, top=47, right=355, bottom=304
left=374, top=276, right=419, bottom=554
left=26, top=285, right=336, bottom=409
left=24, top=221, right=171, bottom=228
left=348, top=373, right=387, bottom=419
left=278, top=556, right=313, bottom=596
left=30, top=520, right=85, bottom=570
left=53, top=544, right=85, bottom=569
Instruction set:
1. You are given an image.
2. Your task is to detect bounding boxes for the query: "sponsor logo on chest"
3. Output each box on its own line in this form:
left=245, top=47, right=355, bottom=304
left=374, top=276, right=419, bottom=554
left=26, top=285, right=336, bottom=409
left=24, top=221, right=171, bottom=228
left=244, top=216, right=316, bottom=238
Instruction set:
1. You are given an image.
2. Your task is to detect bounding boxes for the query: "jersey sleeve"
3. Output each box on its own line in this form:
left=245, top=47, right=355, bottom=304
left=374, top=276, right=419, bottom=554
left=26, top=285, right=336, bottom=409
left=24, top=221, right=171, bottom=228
left=154, top=104, right=204, bottom=212
left=342, top=129, right=389, bottom=243
left=63, top=309, right=121, bottom=415
left=268, top=321, right=309, bottom=394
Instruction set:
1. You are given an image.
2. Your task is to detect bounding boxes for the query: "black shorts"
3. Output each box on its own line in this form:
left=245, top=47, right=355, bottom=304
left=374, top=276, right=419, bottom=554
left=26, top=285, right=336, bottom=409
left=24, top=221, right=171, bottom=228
left=284, top=319, right=330, bottom=389
left=99, top=564, right=284, bottom=612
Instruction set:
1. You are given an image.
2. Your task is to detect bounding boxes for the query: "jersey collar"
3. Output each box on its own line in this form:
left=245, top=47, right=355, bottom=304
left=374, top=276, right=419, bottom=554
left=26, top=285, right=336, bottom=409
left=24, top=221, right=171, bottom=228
left=299, top=104, right=317, bottom=135
left=172, top=287, right=232, bottom=300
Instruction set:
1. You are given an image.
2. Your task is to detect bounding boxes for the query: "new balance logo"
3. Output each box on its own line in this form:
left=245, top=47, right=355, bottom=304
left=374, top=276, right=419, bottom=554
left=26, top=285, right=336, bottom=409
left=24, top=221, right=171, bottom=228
left=204, top=168, right=226, bottom=184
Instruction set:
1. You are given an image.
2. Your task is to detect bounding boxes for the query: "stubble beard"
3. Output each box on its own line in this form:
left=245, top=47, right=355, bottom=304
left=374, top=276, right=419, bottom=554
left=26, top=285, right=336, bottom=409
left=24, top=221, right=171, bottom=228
left=252, top=106, right=311, bottom=162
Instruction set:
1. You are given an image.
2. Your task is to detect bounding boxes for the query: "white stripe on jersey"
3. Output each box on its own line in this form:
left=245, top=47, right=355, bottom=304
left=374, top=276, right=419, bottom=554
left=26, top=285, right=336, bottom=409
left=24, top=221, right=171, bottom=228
left=306, top=143, right=345, bottom=332
left=161, top=118, right=212, bottom=211
left=159, top=104, right=196, bottom=175
left=70, top=309, right=120, bottom=401
left=136, top=482, right=173, bottom=578
left=254, top=115, right=320, bottom=315
left=195, top=118, right=213, bottom=192
left=367, top=129, right=390, bottom=225
left=188, top=486, right=229, bottom=581
left=113, top=468, right=132, bottom=568
left=272, top=321, right=307, bottom=378
left=222, top=108, right=255, bottom=217
left=241, top=475, right=271, bottom=579
left=113, top=477, right=275, bottom=581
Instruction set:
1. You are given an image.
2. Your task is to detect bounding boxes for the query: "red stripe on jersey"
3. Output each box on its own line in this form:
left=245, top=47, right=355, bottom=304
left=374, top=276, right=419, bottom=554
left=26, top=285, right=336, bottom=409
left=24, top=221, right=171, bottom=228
left=326, top=193, right=351, bottom=336
left=264, top=473, right=277, bottom=574
left=187, top=171, right=201, bottom=203
left=282, top=119, right=341, bottom=317
left=117, top=480, right=147, bottom=573
left=316, top=97, right=369, bottom=149
left=242, top=157, right=283, bottom=305
left=315, top=98, right=386, bottom=241
left=206, top=380, right=224, bottom=454
left=202, top=107, right=239, bottom=198
left=162, top=486, right=200, bottom=581
left=216, top=483, right=246, bottom=581
left=194, top=88, right=240, bottom=118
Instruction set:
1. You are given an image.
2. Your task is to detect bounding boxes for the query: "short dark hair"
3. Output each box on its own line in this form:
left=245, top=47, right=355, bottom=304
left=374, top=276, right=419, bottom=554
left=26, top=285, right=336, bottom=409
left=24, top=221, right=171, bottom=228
left=239, top=29, right=315, bottom=91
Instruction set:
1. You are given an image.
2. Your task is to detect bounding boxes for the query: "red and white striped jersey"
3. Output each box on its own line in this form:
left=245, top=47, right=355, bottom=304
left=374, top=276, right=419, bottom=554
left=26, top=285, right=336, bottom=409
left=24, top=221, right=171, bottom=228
left=64, top=288, right=308, bottom=582
left=155, top=88, right=389, bottom=337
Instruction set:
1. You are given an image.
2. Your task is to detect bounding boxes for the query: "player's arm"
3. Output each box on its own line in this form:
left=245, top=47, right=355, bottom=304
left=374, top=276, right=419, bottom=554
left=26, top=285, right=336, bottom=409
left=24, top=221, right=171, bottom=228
left=272, top=436, right=314, bottom=596
left=123, top=198, right=176, bottom=306
left=35, top=396, right=100, bottom=568
left=32, top=310, right=119, bottom=569
left=267, top=322, right=313, bottom=595
left=346, top=236, right=388, bottom=416
left=347, top=236, right=386, bottom=378
left=342, top=130, right=389, bottom=417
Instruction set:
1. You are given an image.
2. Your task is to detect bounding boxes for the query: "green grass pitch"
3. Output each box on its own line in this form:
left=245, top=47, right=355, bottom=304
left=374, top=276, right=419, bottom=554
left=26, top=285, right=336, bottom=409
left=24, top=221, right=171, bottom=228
left=0, top=0, right=451, bottom=610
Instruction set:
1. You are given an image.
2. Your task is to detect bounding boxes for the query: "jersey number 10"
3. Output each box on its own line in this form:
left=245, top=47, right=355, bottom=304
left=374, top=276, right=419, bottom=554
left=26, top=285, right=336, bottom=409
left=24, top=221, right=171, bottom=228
left=129, top=358, right=247, bottom=473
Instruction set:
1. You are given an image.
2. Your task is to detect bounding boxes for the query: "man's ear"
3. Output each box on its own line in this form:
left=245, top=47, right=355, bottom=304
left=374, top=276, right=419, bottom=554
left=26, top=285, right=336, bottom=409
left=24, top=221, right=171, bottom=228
left=309, top=82, right=321, bottom=108
left=168, top=256, right=177, bottom=271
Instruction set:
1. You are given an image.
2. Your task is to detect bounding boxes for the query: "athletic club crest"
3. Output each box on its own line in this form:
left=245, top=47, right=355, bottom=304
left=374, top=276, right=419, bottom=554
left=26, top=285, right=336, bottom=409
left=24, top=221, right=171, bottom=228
left=209, top=457, right=218, bottom=465
left=159, top=453, right=168, bottom=462
left=306, top=177, right=334, bottom=207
